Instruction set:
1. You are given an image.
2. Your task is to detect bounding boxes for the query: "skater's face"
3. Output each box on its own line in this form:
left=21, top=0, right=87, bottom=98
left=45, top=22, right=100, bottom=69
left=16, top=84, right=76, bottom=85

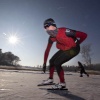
left=45, top=25, right=56, bottom=31
left=45, top=25, right=57, bottom=37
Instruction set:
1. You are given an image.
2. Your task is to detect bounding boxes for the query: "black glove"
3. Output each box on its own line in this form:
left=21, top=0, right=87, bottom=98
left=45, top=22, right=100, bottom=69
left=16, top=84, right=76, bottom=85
left=42, top=63, right=46, bottom=73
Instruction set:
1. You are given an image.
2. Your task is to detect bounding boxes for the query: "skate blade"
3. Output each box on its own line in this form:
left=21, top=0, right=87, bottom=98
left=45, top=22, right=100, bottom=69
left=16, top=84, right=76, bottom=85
left=37, top=83, right=55, bottom=86
left=47, top=88, right=68, bottom=90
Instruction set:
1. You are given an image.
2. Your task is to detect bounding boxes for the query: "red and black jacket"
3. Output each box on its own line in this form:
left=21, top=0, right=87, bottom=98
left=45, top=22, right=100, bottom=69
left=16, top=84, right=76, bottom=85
left=44, top=27, right=87, bottom=64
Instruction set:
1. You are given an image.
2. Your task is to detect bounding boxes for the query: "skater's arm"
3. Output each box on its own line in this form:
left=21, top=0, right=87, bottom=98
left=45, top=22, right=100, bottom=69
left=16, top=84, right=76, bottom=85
left=44, top=37, right=55, bottom=64
left=65, top=28, right=87, bottom=44
left=75, top=31, right=87, bottom=44
left=44, top=43, right=52, bottom=64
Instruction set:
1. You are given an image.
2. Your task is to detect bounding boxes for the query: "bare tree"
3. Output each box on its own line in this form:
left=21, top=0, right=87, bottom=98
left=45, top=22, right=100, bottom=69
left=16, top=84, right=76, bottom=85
left=80, top=44, right=92, bottom=66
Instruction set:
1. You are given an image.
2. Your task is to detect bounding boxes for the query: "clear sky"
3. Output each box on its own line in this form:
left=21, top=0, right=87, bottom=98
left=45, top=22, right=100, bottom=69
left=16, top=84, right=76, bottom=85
left=0, top=0, right=100, bottom=67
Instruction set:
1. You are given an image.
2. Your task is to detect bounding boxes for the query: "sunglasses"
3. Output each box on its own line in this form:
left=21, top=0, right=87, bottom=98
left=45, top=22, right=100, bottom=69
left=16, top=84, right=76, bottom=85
left=44, top=23, right=51, bottom=29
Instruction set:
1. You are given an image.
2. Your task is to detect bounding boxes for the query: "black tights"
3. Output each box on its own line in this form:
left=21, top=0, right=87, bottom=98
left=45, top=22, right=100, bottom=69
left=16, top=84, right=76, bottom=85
left=49, top=45, right=80, bottom=81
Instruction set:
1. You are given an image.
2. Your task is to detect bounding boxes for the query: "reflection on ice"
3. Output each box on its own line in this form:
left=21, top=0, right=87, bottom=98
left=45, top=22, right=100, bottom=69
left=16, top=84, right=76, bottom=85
left=0, top=88, right=11, bottom=91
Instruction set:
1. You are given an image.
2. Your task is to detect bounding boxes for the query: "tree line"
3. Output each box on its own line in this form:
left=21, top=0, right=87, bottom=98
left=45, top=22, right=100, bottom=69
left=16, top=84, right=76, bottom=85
left=0, top=49, right=20, bottom=66
left=62, top=64, right=100, bottom=71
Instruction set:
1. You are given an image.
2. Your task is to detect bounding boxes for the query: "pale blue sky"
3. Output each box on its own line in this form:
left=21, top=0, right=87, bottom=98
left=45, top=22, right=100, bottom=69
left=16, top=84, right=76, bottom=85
left=0, top=0, right=100, bottom=67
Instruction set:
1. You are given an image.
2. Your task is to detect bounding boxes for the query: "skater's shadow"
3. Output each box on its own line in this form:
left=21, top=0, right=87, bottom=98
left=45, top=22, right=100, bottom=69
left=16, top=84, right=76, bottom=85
left=39, top=88, right=85, bottom=100
left=65, top=73, right=73, bottom=75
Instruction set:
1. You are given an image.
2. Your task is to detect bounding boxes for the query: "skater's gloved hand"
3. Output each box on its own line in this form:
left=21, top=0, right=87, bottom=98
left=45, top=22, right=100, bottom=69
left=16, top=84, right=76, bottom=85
left=43, top=63, right=46, bottom=73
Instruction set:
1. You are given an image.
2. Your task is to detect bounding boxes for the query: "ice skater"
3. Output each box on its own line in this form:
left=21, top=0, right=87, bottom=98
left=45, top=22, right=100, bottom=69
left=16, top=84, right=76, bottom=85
left=42, top=18, right=87, bottom=89
left=78, top=61, right=89, bottom=77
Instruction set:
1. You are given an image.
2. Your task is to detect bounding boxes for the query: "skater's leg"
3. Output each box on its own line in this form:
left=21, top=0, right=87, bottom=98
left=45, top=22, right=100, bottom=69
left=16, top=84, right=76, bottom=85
left=80, top=70, right=83, bottom=77
left=56, top=65, right=65, bottom=83
left=54, top=45, right=80, bottom=83
left=49, top=66, right=54, bottom=79
left=49, top=50, right=64, bottom=79
left=42, top=51, right=63, bottom=84
left=83, top=71, right=89, bottom=77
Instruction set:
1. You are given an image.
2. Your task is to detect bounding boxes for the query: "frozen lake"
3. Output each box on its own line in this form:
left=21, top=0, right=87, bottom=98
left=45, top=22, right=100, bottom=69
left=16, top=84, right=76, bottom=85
left=0, top=69, right=100, bottom=100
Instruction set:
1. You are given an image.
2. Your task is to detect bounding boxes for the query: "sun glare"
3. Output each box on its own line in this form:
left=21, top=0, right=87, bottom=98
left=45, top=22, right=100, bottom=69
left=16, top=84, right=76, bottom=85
left=8, top=36, right=18, bottom=44
left=6, top=32, right=20, bottom=46
left=3, top=30, right=24, bottom=49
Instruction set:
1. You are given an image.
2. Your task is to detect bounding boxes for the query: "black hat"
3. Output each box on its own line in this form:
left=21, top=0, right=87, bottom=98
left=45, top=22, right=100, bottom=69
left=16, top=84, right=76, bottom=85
left=44, top=18, right=56, bottom=28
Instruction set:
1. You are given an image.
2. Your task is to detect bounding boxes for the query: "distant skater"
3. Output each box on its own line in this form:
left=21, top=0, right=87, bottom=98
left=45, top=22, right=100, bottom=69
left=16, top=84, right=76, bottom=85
left=78, top=61, right=89, bottom=77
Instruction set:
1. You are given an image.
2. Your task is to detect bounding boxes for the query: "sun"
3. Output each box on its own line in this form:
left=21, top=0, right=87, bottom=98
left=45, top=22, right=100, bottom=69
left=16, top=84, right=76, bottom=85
left=3, top=30, right=25, bottom=49
left=8, top=36, right=18, bottom=44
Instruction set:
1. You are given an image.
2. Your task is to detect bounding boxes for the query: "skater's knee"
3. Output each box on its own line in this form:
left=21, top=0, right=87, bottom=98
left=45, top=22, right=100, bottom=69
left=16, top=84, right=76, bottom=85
left=54, top=61, right=60, bottom=67
left=54, top=62, right=62, bottom=72
left=49, top=59, right=54, bottom=66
